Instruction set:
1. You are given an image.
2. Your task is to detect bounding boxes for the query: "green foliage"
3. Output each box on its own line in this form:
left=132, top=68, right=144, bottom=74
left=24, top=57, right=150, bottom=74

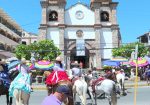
left=15, top=40, right=61, bottom=60
left=112, top=42, right=149, bottom=59
left=15, top=44, right=31, bottom=60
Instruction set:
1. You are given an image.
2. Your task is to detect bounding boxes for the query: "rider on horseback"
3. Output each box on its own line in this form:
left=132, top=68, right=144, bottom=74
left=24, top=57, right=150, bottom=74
left=70, top=61, right=82, bottom=84
left=46, top=56, right=70, bottom=86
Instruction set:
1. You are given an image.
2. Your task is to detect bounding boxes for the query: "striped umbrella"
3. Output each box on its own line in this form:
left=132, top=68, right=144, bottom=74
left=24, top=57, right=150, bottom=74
left=129, top=57, right=149, bottom=67
left=35, top=60, right=54, bottom=70
left=8, top=60, right=20, bottom=70
left=26, top=62, right=34, bottom=70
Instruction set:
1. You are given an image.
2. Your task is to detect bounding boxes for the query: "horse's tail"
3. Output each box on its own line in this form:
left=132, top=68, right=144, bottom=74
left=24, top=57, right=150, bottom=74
left=111, top=84, right=117, bottom=105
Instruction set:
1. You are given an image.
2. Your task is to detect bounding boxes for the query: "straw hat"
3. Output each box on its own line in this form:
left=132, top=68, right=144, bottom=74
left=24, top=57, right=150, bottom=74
left=56, top=56, right=62, bottom=62
left=73, top=61, right=79, bottom=66
left=0, top=59, right=9, bottom=64
left=21, top=58, right=27, bottom=64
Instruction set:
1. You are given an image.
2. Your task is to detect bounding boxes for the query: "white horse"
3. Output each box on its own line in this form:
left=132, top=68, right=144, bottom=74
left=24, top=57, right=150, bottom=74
left=13, top=89, right=30, bottom=105
left=116, top=73, right=125, bottom=95
left=67, top=69, right=87, bottom=105
left=72, top=76, right=87, bottom=105
left=88, top=79, right=117, bottom=105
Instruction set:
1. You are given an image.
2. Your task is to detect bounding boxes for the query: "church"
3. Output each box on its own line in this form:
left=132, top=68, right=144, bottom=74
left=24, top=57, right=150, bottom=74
left=38, top=0, right=121, bottom=69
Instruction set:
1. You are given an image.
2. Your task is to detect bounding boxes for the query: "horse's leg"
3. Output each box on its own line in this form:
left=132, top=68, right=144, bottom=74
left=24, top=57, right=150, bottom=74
left=148, top=76, right=150, bottom=85
left=21, top=91, right=30, bottom=105
left=83, top=84, right=87, bottom=105
left=111, top=84, right=117, bottom=105
left=88, top=86, right=94, bottom=104
left=13, top=89, right=20, bottom=105
left=94, top=91, right=97, bottom=105
left=9, top=97, right=13, bottom=105
left=6, top=93, right=9, bottom=105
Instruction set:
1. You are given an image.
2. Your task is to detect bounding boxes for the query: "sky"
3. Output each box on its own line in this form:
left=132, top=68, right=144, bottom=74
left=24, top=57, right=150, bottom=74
left=0, top=0, right=150, bottom=43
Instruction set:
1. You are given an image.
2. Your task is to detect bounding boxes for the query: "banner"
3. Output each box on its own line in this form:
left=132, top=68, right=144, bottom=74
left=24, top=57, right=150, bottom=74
left=76, top=39, right=85, bottom=56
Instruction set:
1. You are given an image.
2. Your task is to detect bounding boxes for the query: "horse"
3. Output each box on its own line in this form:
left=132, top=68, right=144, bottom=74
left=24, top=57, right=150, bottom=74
left=0, top=79, right=12, bottom=105
left=72, top=75, right=88, bottom=105
left=145, top=70, right=150, bottom=85
left=0, top=70, right=19, bottom=105
left=116, top=73, right=126, bottom=95
left=88, top=79, right=117, bottom=105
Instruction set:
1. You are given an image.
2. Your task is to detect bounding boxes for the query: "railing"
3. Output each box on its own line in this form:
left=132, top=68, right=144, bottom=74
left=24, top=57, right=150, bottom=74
left=0, top=23, right=21, bottom=38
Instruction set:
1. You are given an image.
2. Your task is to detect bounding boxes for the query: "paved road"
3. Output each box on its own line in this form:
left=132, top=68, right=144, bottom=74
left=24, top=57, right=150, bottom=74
left=0, top=86, right=150, bottom=105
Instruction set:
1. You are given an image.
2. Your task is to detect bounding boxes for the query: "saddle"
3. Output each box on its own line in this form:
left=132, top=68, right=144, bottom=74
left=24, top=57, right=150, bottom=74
left=91, top=77, right=105, bottom=92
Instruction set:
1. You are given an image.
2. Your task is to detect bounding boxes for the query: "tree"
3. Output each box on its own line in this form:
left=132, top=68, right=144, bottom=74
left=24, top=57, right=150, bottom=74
left=15, top=40, right=61, bottom=60
left=112, top=42, right=149, bottom=59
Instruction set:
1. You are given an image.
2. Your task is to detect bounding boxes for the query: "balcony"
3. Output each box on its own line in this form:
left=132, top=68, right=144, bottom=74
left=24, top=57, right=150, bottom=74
left=0, top=23, right=21, bottom=38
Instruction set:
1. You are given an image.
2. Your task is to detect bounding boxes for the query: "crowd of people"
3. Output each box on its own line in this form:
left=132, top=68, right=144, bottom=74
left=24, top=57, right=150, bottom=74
left=1, top=56, right=150, bottom=105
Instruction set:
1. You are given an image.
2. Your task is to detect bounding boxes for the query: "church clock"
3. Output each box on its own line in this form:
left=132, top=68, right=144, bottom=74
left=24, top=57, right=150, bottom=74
left=75, top=11, right=84, bottom=20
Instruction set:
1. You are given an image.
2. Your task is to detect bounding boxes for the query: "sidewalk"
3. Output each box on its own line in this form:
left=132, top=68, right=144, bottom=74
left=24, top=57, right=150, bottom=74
left=125, top=80, right=149, bottom=87
left=32, top=80, right=150, bottom=90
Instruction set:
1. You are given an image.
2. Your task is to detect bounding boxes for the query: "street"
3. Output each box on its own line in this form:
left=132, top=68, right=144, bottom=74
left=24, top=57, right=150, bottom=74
left=0, top=86, right=150, bottom=105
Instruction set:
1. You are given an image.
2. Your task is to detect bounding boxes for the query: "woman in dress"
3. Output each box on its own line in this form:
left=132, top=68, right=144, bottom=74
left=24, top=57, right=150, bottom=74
left=9, top=58, right=32, bottom=105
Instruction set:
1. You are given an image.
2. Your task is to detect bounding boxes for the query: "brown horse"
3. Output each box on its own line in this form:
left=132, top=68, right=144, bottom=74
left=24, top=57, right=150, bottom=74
left=46, top=80, right=73, bottom=105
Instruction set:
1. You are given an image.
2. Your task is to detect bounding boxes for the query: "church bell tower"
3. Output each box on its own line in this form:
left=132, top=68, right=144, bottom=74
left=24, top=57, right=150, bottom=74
left=38, top=0, right=66, bottom=61
left=90, top=0, right=121, bottom=68
left=38, top=0, right=66, bottom=40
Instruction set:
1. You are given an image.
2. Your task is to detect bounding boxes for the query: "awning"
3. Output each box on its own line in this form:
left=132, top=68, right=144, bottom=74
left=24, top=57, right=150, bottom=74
left=103, top=60, right=121, bottom=66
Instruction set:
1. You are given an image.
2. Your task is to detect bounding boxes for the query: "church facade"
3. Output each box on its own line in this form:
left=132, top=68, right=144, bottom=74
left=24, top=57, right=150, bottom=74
left=38, top=0, right=121, bottom=69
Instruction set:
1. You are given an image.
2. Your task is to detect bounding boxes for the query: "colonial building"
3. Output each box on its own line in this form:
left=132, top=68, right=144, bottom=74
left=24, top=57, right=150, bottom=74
left=21, top=31, right=38, bottom=45
left=38, top=0, right=121, bottom=69
left=0, top=8, right=22, bottom=58
left=137, top=32, right=150, bottom=46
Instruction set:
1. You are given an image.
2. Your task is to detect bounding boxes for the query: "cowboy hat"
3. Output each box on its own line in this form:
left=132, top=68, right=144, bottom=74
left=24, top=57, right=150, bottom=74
left=56, top=56, right=62, bottom=62
left=73, top=61, right=79, bottom=65
left=21, top=58, right=27, bottom=64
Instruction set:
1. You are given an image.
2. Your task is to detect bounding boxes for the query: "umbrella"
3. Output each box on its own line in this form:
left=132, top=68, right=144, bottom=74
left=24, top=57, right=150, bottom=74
left=103, top=60, right=120, bottom=66
left=6, top=57, right=18, bottom=62
left=26, top=62, right=34, bottom=70
left=35, top=60, right=54, bottom=70
left=8, top=60, right=20, bottom=70
left=15, top=62, right=35, bottom=70
left=129, top=57, right=149, bottom=67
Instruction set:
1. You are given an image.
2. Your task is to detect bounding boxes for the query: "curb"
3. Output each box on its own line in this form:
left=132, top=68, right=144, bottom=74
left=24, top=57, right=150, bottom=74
left=125, top=84, right=150, bottom=88
left=32, top=84, right=150, bottom=91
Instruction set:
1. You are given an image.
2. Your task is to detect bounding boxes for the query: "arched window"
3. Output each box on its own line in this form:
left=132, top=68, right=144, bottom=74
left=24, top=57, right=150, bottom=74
left=101, top=11, right=109, bottom=22
left=49, top=11, right=58, bottom=21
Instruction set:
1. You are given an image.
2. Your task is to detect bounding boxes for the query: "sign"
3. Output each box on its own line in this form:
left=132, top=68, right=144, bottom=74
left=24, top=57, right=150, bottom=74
left=76, top=39, right=85, bottom=56
left=131, top=44, right=138, bottom=60
left=134, top=44, right=138, bottom=60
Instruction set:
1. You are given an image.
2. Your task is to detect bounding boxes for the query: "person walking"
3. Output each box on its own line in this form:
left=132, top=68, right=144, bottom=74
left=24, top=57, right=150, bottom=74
left=41, top=85, right=71, bottom=105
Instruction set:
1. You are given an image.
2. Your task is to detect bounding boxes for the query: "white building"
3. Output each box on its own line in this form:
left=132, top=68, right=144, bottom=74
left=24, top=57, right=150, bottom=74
left=38, top=0, right=121, bottom=69
left=21, top=31, right=37, bottom=45
left=0, top=8, right=23, bottom=58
